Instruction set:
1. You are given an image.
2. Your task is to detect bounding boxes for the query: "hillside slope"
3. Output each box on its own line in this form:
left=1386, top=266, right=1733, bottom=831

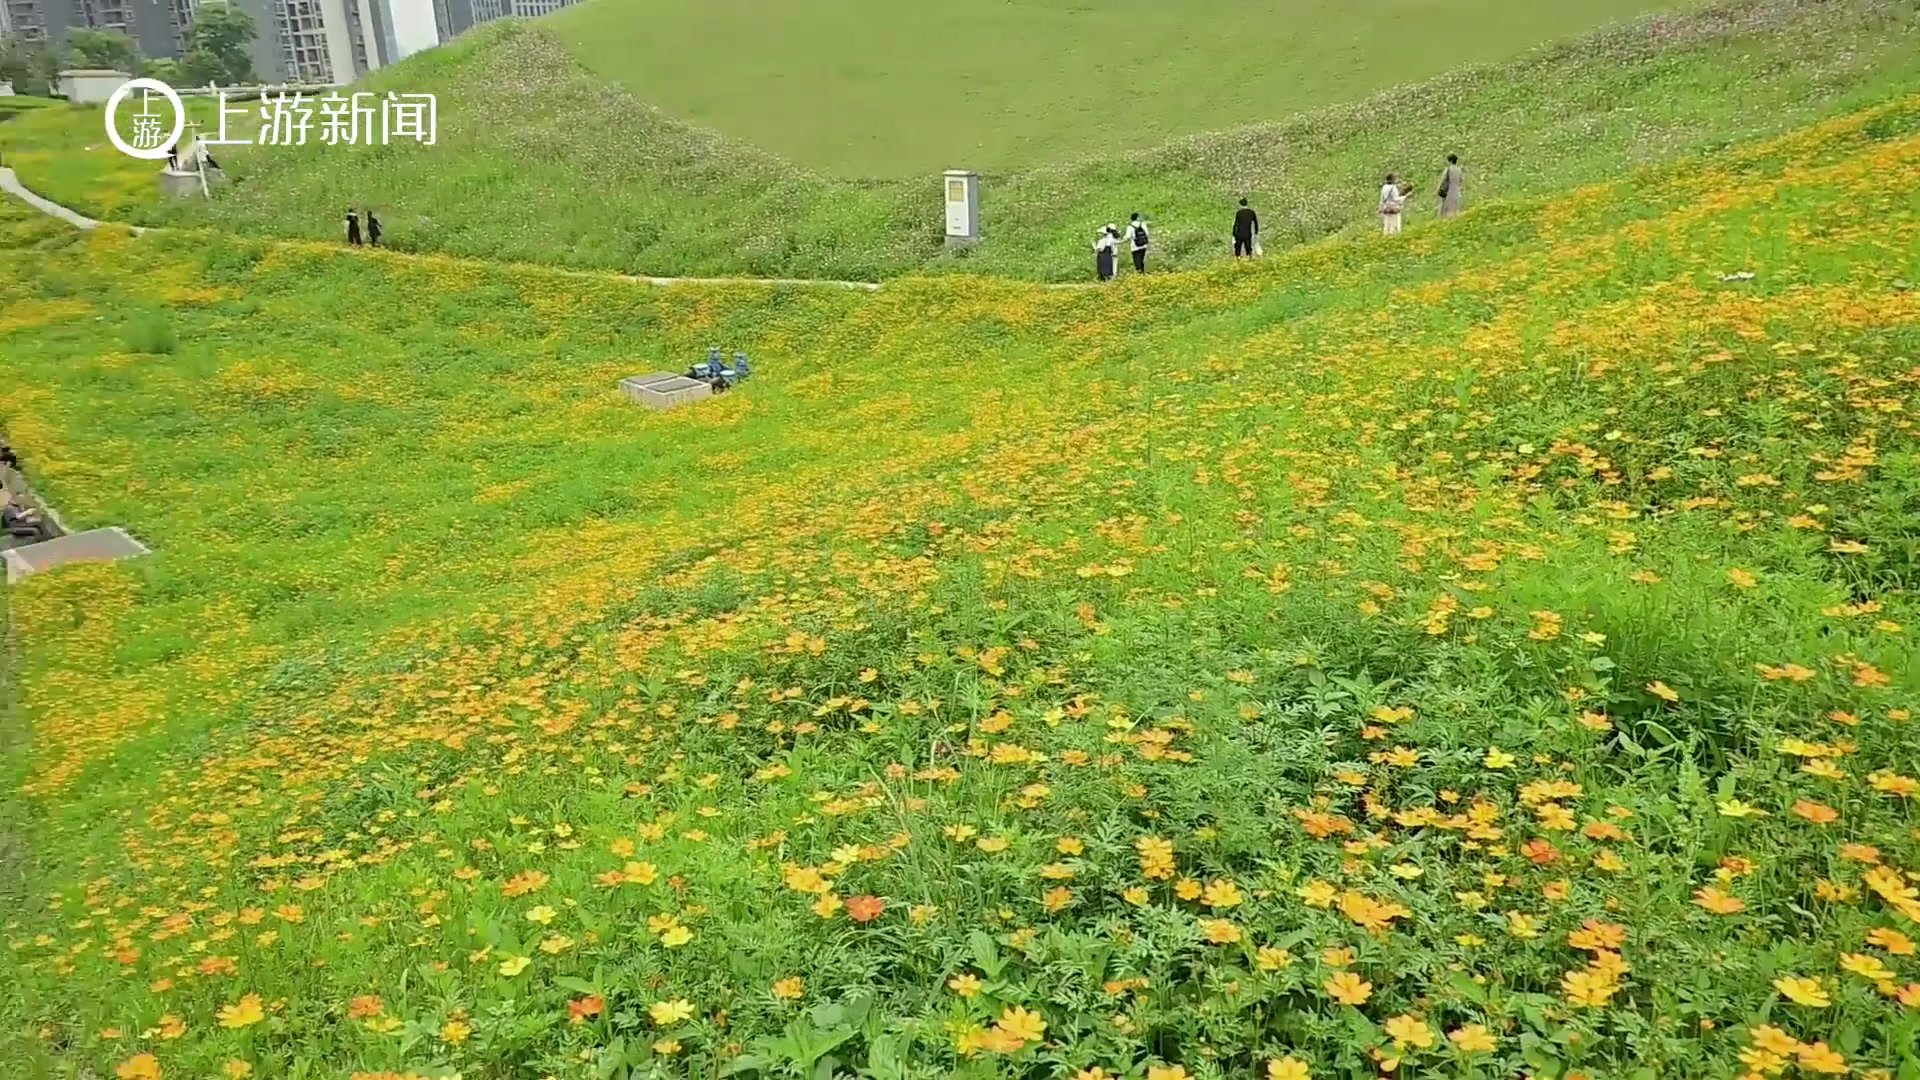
left=546, top=0, right=1687, bottom=177
left=4, top=95, right=1920, bottom=1076
left=7, top=0, right=1911, bottom=282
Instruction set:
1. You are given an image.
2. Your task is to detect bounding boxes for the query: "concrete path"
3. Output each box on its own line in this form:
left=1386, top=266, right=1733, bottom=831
left=0, top=167, right=147, bottom=234
left=0, top=167, right=1103, bottom=291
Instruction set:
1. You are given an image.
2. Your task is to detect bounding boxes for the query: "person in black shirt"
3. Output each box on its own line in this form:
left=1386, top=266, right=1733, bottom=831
left=346, top=210, right=362, bottom=246
left=366, top=209, right=382, bottom=247
left=1233, top=198, right=1260, bottom=258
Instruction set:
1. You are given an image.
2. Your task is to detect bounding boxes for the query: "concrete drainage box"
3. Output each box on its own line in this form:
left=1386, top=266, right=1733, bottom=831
left=620, top=373, right=713, bottom=410
left=3, top=527, right=151, bottom=583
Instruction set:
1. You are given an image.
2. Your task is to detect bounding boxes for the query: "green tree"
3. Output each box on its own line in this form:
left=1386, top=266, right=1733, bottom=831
left=180, top=1, right=257, bottom=87
left=140, top=56, right=183, bottom=83
left=0, top=33, right=59, bottom=95
left=62, top=28, right=138, bottom=72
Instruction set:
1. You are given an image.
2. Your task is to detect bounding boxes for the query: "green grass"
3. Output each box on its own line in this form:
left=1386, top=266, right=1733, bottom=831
left=547, top=0, right=1690, bottom=178
left=2, top=92, right=1920, bottom=1078
left=5, top=0, right=1917, bottom=283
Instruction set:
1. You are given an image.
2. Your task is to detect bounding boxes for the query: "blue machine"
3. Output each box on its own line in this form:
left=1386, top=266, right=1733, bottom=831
left=688, top=347, right=754, bottom=391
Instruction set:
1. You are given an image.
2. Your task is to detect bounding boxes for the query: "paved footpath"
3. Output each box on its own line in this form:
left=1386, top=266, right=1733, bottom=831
left=0, top=167, right=147, bottom=234
left=0, top=168, right=1107, bottom=291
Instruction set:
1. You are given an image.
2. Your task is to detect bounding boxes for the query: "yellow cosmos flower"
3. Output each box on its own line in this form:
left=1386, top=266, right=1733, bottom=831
left=648, top=999, right=694, bottom=1027
left=1448, top=1024, right=1497, bottom=1053
left=1268, top=1057, right=1311, bottom=1080
left=1773, top=976, right=1831, bottom=1007
left=216, top=993, right=265, bottom=1030
left=1384, top=1014, right=1434, bottom=1049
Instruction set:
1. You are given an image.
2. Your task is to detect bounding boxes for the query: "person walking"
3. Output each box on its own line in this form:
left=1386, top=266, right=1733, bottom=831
left=1437, top=154, right=1464, bottom=220
left=345, top=209, right=362, bottom=247
left=1093, top=224, right=1120, bottom=282
left=1127, top=212, right=1150, bottom=273
left=1232, top=198, right=1260, bottom=258
left=1379, top=175, right=1407, bottom=236
left=366, top=209, right=383, bottom=247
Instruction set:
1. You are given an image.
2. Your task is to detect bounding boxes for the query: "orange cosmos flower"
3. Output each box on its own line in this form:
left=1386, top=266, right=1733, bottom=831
left=1693, top=886, right=1745, bottom=915
left=1323, top=971, right=1372, bottom=1006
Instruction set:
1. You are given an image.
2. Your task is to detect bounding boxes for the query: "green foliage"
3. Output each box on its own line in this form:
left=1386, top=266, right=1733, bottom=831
left=0, top=32, right=60, bottom=96
left=139, top=57, right=182, bottom=84
left=180, top=0, right=258, bottom=86
left=121, top=310, right=177, bottom=354
left=102, top=0, right=1920, bottom=282
left=61, top=28, right=137, bottom=73
left=0, top=94, right=1918, bottom=1078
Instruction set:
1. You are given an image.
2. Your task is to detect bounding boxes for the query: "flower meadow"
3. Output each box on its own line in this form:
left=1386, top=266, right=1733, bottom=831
left=2, top=95, right=1920, bottom=1079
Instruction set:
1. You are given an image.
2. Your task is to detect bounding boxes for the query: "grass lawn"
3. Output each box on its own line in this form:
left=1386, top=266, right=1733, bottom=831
left=2, top=89, right=1919, bottom=1077
left=548, top=0, right=1691, bottom=177
left=4, top=0, right=1915, bottom=283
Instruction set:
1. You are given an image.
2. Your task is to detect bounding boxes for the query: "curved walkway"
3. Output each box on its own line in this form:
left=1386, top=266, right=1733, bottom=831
left=0, top=168, right=1101, bottom=292
left=0, top=167, right=147, bottom=235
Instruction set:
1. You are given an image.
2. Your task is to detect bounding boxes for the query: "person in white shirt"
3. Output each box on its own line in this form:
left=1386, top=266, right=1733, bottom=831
left=1127, top=212, right=1151, bottom=273
left=1379, top=174, right=1408, bottom=236
left=1093, top=224, right=1120, bottom=281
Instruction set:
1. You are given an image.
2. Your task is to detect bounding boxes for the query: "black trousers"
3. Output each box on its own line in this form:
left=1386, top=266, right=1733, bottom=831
left=1233, top=235, right=1253, bottom=257
left=1132, top=248, right=1146, bottom=272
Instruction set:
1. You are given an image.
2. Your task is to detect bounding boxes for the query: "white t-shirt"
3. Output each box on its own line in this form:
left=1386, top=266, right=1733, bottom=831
left=1380, top=183, right=1404, bottom=213
left=1094, top=233, right=1117, bottom=253
left=1129, top=221, right=1150, bottom=250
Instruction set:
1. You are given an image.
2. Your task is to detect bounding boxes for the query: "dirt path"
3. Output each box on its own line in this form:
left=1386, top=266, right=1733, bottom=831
left=0, top=168, right=1119, bottom=292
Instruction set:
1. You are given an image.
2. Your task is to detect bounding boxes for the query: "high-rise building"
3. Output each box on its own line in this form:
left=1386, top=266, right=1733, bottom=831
left=5, top=0, right=61, bottom=45
left=433, top=0, right=573, bottom=42
left=7, top=0, right=471, bottom=84
left=380, top=0, right=434, bottom=61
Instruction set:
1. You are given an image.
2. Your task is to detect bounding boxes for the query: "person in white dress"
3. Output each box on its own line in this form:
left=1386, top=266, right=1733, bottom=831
left=1093, top=225, right=1120, bottom=282
left=1379, top=174, right=1408, bottom=236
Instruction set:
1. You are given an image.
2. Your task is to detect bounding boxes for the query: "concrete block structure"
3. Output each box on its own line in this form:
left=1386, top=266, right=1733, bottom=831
left=620, top=373, right=713, bottom=411
left=2, top=526, right=151, bottom=582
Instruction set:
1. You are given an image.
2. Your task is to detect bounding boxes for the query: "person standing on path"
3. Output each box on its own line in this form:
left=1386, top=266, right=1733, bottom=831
left=366, top=209, right=383, bottom=247
left=1093, top=224, right=1120, bottom=282
left=1232, top=198, right=1260, bottom=258
left=1127, top=213, right=1151, bottom=273
left=346, top=209, right=362, bottom=246
left=1379, top=175, right=1408, bottom=236
left=1437, top=155, right=1464, bottom=219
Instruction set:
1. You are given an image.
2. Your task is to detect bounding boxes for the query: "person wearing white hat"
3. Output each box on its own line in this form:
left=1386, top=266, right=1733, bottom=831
left=1093, top=224, right=1120, bottom=282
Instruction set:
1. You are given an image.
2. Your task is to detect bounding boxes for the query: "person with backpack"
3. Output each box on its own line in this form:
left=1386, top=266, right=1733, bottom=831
left=1127, top=212, right=1150, bottom=273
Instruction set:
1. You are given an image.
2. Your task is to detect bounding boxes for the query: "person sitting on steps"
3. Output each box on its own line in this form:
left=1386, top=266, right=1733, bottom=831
left=3, top=493, right=51, bottom=543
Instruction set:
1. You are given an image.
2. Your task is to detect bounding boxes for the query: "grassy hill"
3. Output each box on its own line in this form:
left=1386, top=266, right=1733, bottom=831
left=3, top=0, right=1916, bottom=283
left=545, top=0, right=1689, bottom=177
left=4, top=91, right=1920, bottom=1077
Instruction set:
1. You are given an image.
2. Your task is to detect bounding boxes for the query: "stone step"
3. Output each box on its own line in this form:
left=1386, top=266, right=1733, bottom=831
left=3, top=527, right=151, bottom=583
